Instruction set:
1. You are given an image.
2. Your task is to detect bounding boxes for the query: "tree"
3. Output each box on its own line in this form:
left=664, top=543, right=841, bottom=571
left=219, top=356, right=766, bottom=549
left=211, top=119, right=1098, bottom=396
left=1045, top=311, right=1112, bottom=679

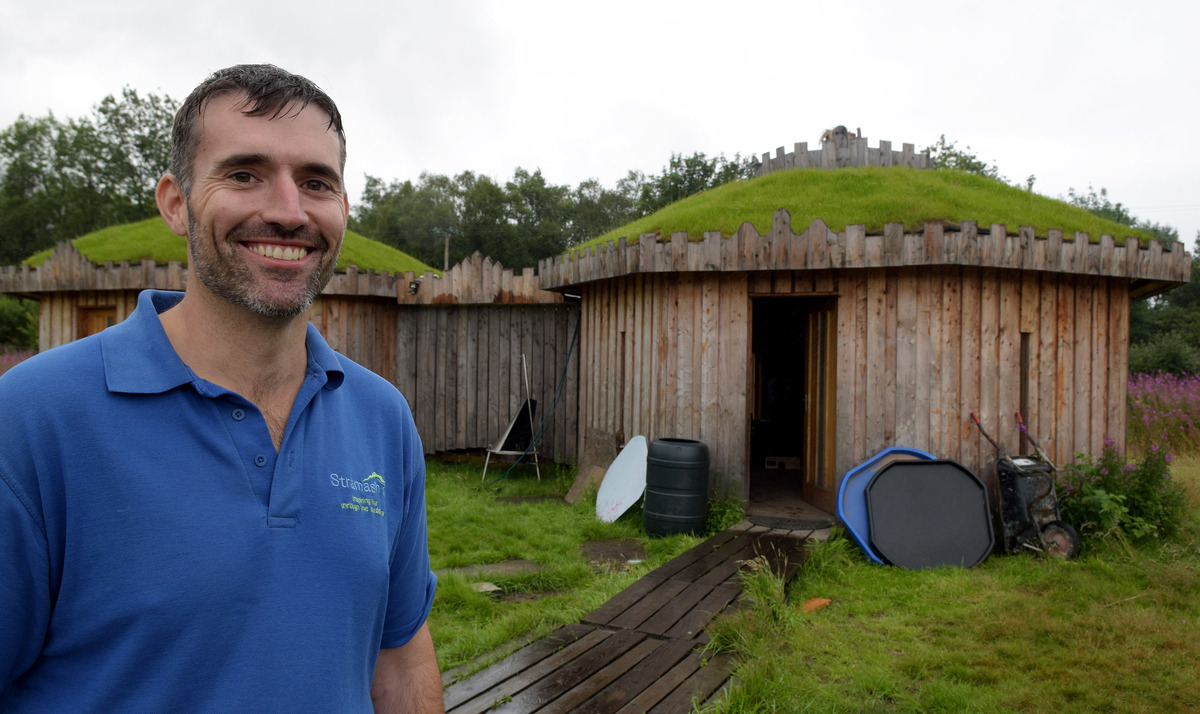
left=351, top=150, right=762, bottom=270
left=351, top=172, right=460, bottom=269
left=636, top=152, right=756, bottom=216
left=568, top=177, right=636, bottom=246
left=0, top=294, right=38, bottom=349
left=1123, top=232, right=1200, bottom=374
left=0, top=88, right=177, bottom=264
left=1066, top=185, right=1178, bottom=245
left=354, top=168, right=580, bottom=270
left=505, top=168, right=573, bottom=264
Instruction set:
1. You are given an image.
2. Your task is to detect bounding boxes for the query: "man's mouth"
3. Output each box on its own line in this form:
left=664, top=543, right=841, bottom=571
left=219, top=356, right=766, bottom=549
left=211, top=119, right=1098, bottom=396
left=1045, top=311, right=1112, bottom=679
left=248, top=244, right=311, bottom=262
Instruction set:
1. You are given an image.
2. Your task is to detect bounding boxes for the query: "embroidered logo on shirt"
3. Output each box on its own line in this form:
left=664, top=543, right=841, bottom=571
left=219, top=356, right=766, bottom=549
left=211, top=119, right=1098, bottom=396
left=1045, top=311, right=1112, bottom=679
left=329, top=471, right=386, bottom=517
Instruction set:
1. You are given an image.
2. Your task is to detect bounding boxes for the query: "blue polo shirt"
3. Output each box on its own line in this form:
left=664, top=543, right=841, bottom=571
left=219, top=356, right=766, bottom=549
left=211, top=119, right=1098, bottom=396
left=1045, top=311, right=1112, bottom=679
left=0, top=290, right=436, bottom=712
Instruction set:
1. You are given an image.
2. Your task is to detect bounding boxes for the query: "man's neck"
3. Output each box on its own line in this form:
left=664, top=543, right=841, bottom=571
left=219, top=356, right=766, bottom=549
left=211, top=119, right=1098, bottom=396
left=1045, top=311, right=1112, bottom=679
left=160, top=289, right=310, bottom=448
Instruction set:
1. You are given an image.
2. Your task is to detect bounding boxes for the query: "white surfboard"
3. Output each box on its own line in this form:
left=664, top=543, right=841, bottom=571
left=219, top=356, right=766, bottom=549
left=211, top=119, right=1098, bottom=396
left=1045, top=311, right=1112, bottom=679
left=596, top=435, right=648, bottom=522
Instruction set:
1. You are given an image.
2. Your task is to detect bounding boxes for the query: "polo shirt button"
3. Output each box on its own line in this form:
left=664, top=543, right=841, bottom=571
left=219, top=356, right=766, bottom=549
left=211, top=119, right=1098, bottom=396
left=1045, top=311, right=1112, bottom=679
left=232, top=408, right=246, bottom=421
left=255, top=454, right=267, bottom=467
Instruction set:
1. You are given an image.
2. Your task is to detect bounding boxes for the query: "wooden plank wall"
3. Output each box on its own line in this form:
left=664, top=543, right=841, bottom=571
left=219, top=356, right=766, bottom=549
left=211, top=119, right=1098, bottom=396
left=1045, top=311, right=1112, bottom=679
left=578, top=273, right=748, bottom=497
left=829, top=266, right=1128, bottom=499
left=37, top=289, right=141, bottom=351
left=580, top=264, right=1128, bottom=500
left=313, top=298, right=580, bottom=463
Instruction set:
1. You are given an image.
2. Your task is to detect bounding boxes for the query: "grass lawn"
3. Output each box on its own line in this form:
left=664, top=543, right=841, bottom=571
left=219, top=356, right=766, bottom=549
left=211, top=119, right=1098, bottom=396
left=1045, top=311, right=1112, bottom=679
left=701, top=455, right=1200, bottom=713
left=423, top=457, right=706, bottom=675
left=425, top=453, right=1200, bottom=712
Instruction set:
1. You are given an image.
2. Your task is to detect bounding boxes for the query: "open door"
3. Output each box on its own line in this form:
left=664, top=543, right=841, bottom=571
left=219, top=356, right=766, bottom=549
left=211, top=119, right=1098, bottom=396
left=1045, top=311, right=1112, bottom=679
left=802, top=301, right=837, bottom=513
left=748, top=297, right=837, bottom=516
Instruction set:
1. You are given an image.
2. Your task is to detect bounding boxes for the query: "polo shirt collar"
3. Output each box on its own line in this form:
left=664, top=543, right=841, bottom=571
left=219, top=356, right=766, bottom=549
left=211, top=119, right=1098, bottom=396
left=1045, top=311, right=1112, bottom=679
left=102, top=289, right=346, bottom=395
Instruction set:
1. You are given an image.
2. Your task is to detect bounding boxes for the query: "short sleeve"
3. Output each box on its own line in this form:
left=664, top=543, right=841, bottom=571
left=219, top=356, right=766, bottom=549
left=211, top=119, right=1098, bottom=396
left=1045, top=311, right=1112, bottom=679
left=379, top=413, right=437, bottom=649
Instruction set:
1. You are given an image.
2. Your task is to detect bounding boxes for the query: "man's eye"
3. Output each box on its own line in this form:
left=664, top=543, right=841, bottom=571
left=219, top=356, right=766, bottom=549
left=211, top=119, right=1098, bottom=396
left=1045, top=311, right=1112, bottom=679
left=230, top=171, right=255, bottom=183
left=303, top=179, right=330, bottom=192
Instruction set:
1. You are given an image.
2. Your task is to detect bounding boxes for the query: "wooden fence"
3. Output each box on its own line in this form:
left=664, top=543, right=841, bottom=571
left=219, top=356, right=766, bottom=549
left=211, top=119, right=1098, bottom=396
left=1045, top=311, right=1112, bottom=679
left=755, top=136, right=931, bottom=176
left=539, top=212, right=1191, bottom=299
left=312, top=298, right=579, bottom=463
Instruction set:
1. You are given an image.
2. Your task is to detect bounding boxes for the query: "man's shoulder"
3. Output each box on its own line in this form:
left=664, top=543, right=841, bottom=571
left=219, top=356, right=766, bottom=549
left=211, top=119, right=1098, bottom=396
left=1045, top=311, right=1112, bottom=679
left=0, top=336, right=105, bottom=400
left=331, top=354, right=410, bottom=408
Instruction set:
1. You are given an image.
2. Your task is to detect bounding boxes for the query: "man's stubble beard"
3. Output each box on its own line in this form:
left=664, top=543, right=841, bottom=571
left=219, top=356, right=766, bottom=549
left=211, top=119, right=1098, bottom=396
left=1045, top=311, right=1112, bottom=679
left=186, top=212, right=341, bottom=319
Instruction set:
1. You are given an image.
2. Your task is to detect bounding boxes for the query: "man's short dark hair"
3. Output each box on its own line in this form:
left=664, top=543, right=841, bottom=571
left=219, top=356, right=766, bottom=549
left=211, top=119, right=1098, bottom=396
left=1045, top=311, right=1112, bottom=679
left=169, top=64, right=346, bottom=197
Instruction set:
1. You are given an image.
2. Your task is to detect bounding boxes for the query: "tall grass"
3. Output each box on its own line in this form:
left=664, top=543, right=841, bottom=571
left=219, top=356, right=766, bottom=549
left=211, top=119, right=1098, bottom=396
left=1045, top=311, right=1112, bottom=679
left=1128, top=372, right=1200, bottom=454
left=0, top=347, right=34, bottom=376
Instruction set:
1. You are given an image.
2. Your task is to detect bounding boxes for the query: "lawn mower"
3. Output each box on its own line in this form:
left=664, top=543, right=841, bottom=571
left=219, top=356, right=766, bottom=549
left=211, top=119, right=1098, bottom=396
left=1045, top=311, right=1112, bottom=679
left=971, top=412, right=1081, bottom=559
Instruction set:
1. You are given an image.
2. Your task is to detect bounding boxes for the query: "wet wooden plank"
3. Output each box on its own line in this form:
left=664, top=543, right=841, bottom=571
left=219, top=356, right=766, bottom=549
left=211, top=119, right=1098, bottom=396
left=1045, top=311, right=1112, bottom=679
left=446, top=626, right=606, bottom=713
left=538, top=637, right=664, bottom=714
left=648, top=653, right=735, bottom=713
left=608, top=578, right=691, bottom=630
left=643, top=528, right=739, bottom=580
left=613, top=650, right=704, bottom=714
left=637, top=581, right=717, bottom=636
left=663, top=582, right=741, bottom=640
left=580, top=576, right=665, bottom=627
left=671, top=531, right=757, bottom=582
left=492, top=629, right=647, bottom=713
left=570, top=638, right=699, bottom=714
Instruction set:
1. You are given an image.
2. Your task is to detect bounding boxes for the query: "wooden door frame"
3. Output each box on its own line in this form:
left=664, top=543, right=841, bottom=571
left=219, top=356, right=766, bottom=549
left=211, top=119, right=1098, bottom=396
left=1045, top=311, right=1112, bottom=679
left=802, top=299, right=837, bottom=513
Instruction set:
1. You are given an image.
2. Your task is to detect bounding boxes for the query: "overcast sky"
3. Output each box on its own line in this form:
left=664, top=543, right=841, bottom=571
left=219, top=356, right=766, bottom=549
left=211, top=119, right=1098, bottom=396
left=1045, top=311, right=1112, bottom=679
left=2, top=0, right=1197, bottom=244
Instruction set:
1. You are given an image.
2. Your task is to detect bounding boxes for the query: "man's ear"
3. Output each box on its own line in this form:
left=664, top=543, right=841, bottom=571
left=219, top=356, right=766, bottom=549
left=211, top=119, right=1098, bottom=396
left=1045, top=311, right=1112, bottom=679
left=156, top=174, right=189, bottom=237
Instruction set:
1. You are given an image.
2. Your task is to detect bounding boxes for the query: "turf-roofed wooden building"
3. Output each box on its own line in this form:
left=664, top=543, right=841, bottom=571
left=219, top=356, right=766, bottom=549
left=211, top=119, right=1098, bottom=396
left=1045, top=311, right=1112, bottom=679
left=537, top=136, right=1192, bottom=513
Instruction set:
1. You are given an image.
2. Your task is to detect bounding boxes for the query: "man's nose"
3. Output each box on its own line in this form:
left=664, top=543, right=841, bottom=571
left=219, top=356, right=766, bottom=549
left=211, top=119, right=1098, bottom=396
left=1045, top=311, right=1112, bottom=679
left=260, top=177, right=307, bottom=231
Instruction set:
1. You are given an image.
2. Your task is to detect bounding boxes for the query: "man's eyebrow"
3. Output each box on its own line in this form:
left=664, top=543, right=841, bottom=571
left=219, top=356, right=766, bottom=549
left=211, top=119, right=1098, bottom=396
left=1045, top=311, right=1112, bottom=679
left=213, top=153, right=271, bottom=173
left=299, top=162, right=344, bottom=187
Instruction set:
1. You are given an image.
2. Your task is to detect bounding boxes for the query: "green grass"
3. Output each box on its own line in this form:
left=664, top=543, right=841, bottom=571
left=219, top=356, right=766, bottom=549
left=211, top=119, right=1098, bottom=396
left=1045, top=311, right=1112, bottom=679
left=585, top=168, right=1167, bottom=250
left=424, top=457, right=701, bottom=674
left=425, top=439, right=1200, bottom=711
left=21, top=217, right=433, bottom=275
left=700, top=455, right=1200, bottom=713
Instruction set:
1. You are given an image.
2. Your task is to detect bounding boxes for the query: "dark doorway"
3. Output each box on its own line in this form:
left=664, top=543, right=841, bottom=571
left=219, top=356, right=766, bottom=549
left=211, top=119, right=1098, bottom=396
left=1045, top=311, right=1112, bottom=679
left=747, top=297, right=837, bottom=526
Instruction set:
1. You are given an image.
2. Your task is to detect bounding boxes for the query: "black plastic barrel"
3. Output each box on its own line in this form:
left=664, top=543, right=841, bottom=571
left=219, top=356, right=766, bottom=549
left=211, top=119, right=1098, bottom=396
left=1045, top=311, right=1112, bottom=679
left=644, top=438, right=709, bottom=536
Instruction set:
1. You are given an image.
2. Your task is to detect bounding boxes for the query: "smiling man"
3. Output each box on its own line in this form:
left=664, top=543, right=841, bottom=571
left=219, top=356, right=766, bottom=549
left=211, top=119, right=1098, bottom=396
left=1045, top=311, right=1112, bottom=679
left=0, top=65, right=442, bottom=712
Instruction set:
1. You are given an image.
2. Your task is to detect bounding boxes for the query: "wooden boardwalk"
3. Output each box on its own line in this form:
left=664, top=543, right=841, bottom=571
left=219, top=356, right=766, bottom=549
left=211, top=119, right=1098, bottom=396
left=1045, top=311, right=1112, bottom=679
left=442, top=523, right=824, bottom=713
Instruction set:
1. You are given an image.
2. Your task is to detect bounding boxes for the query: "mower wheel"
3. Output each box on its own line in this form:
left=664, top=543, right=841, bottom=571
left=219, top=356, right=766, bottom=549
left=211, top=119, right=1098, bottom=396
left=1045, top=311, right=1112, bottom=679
left=1040, top=520, right=1081, bottom=560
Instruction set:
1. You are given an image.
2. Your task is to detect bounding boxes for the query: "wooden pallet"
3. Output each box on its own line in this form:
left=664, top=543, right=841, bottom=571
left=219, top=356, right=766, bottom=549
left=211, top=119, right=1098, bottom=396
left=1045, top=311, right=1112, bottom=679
left=443, top=526, right=812, bottom=712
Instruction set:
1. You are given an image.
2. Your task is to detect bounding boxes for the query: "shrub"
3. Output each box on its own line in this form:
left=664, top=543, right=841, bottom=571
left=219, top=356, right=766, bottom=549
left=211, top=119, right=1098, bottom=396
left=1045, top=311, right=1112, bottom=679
left=1058, top=441, right=1188, bottom=543
left=0, top=347, right=34, bottom=377
left=1128, top=332, right=1200, bottom=376
left=0, top=294, right=38, bottom=350
left=703, top=491, right=745, bottom=536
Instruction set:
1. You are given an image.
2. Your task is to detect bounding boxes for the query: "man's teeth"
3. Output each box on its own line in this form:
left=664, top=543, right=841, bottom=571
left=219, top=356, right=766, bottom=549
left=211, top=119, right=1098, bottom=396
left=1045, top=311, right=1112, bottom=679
left=251, top=245, right=308, bottom=261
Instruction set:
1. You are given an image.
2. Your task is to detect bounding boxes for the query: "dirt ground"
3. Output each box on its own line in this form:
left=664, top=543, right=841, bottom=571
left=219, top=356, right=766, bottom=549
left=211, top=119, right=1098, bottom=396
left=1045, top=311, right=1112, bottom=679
left=580, top=538, right=647, bottom=571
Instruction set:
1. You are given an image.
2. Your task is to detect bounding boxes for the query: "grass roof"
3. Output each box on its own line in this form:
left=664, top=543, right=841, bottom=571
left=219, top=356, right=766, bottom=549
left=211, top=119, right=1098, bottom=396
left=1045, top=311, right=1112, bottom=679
left=22, top=217, right=435, bottom=275
left=585, top=167, right=1165, bottom=249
